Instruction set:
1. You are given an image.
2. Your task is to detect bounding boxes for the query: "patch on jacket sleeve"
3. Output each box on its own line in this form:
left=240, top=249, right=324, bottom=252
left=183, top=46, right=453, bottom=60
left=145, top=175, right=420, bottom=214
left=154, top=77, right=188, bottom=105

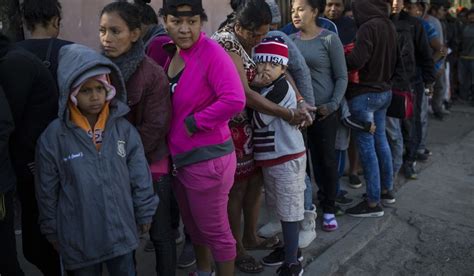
left=117, top=140, right=126, bottom=158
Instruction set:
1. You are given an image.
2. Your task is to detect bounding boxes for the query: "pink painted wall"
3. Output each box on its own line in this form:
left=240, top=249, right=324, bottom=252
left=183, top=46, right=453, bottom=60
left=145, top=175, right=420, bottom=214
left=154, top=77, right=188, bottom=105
left=56, top=0, right=232, bottom=49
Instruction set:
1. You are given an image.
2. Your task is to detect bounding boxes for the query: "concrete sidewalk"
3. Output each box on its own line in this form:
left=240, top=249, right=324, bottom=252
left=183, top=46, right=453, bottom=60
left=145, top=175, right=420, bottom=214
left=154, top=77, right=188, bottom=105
left=16, top=103, right=474, bottom=275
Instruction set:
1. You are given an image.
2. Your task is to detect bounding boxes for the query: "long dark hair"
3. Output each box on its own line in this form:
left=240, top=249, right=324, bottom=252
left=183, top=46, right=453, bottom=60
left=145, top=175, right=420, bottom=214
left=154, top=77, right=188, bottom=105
left=219, top=0, right=272, bottom=30
left=303, top=0, right=325, bottom=16
left=21, top=0, right=62, bottom=31
left=100, top=2, right=141, bottom=31
left=133, top=0, right=158, bottom=25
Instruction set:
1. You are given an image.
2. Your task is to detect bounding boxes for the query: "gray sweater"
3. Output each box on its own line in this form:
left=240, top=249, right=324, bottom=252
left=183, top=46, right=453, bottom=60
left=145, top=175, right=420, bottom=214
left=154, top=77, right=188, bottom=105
left=268, top=30, right=314, bottom=106
left=291, top=29, right=348, bottom=113
left=253, top=76, right=305, bottom=161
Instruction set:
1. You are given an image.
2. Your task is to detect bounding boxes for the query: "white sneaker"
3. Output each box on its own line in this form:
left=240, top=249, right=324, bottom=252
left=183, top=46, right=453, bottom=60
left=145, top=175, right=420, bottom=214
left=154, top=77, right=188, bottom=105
left=257, top=221, right=282, bottom=238
left=299, top=204, right=317, bottom=248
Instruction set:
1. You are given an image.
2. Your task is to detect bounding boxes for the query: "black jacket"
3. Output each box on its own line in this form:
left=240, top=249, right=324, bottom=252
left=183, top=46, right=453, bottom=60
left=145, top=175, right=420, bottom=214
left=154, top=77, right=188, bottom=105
left=0, top=86, right=15, bottom=193
left=346, top=0, right=397, bottom=98
left=0, top=36, right=58, bottom=180
left=398, top=10, right=435, bottom=86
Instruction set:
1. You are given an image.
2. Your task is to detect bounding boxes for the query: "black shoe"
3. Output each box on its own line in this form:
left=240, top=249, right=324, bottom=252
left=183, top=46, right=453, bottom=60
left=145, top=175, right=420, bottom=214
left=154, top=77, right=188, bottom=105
left=346, top=201, right=384, bottom=218
left=335, top=194, right=353, bottom=206
left=261, top=247, right=303, bottom=267
left=335, top=205, right=345, bottom=217
left=423, top=149, right=433, bottom=156
left=403, top=162, right=417, bottom=180
left=277, top=262, right=304, bottom=276
left=433, top=112, right=444, bottom=121
left=348, top=174, right=362, bottom=189
left=416, top=151, right=429, bottom=162
left=381, top=190, right=396, bottom=204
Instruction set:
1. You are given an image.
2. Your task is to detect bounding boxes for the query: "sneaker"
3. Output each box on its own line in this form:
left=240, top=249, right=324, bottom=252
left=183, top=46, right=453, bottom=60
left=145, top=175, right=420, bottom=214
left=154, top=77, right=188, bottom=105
left=433, top=112, right=444, bottom=121
left=348, top=174, right=362, bottom=189
left=416, top=151, right=429, bottom=162
left=335, top=194, right=353, bottom=206
left=346, top=201, right=384, bottom=218
left=261, top=247, right=304, bottom=267
left=403, top=162, right=418, bottom=180
left=381, top=191, right=396, bottom=204
left=277, top=262, right=304, bottom=276
left=258, top=221, right=282, bottom=238
left=178, top=240, right=196, bottom=268
left=175, top=229, right=184, bottom=244
left=335, top=205, right=345, bottom=217
left=189, top=271, right=215, bottom=276
left=423, top=149, right=433, bottom=156
left=144, top=240, right=155, bottom=252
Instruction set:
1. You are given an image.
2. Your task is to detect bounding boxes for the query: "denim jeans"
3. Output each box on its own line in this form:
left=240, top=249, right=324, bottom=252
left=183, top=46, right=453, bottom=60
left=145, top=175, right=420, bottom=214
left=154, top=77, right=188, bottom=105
left=406, top=82, right=428, bottom=161
left=303, top=174, right=313, bottom=210
left=458, top=58, right=474, bottom=101
left=150, top=175, right=177, bottom=276
left=72, top=252, right=135, bottom=276
left=386, top=117, right=403, bottom=175
left=349, top=91, right=393, bottom=204
left=335, top=149, right=346, bottom=197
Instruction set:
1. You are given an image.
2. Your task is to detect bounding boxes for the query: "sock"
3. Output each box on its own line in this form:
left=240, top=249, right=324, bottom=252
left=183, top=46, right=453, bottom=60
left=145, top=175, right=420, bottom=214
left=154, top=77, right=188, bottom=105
left=281, top=221, right=299, bottom=264
left=197, top=270, right=212, bottom=276
left=323, top=213, right=338, bottom=227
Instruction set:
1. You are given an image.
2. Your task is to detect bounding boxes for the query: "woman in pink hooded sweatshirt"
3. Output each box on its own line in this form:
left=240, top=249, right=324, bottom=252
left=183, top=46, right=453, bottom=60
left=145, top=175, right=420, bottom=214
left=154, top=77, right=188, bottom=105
left=160, top=0, right=245, bottom=275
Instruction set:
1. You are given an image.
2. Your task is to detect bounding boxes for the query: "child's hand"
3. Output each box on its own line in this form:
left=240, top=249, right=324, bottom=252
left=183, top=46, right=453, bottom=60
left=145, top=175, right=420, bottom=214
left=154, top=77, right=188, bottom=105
left=139, top=223, right=151, bottom=235
left=49, top=240, right=60, bottom=252
left=369, top=122, right=376, bottom=134
left=252, top=72, right=272, bottom=87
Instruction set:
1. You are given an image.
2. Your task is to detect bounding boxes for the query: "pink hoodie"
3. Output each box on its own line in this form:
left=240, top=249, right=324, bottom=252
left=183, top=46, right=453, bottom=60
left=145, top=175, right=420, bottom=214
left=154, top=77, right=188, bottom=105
left=162, top=33, right=245, bottom=168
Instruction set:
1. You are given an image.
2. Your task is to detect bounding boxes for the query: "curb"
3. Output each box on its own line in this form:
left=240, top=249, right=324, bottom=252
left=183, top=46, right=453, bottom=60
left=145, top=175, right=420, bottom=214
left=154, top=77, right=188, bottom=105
left=304, top=212, right=393, bottom=275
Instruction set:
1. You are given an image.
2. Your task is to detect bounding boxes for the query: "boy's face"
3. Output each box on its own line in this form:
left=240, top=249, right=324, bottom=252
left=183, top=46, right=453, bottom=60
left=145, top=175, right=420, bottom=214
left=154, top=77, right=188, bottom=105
left=256, top=62, right=286, bottom=82
left=76, top=79, right=107, bottom=117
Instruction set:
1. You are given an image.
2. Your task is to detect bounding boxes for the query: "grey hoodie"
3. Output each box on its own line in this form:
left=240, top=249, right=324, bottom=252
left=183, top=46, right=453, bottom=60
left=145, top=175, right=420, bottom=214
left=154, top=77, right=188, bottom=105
left=35, top=44, right=158, bottom=270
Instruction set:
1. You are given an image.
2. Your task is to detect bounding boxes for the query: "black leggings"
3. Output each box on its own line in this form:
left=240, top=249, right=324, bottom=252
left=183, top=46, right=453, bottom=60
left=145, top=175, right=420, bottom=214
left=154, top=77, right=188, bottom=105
left=307, top=112, right=339, bottom=214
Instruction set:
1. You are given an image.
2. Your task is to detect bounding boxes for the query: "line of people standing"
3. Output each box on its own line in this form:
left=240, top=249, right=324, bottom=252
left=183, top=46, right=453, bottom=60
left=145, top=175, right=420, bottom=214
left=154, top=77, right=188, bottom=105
left=0, top=0, right=470, bottom=275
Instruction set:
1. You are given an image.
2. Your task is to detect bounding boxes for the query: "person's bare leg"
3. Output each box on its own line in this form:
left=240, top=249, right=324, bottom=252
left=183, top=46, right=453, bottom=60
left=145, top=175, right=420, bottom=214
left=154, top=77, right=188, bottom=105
left=216, top=260, right=235, bottom=276
left=194, top=244, right=212, bottom=272
left=228, top=179, right=249, bottom=257
left=242, top=173, right=265, bottom=247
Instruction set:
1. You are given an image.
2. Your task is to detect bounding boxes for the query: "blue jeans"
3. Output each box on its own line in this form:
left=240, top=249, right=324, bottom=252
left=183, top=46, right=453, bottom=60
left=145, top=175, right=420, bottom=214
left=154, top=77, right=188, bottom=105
left=386, top=117, right=403, bottom=175
left=349, top=91, right=393, bottom=204
left=304, top=174, right=313, bottom=210
left=335, top=149, right=346, bottom=196
left=72, top=252, right=135, bottom=276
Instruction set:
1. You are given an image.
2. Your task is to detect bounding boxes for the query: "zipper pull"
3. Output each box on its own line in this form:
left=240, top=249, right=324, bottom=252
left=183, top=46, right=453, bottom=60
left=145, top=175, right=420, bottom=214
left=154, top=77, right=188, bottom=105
left=172, top=164, right=178, bottom=176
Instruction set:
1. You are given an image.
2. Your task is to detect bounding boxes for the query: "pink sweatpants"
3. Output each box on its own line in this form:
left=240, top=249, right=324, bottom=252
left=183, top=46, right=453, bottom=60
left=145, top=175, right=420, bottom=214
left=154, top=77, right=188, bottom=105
left=172, top=153, right=237, bottom=262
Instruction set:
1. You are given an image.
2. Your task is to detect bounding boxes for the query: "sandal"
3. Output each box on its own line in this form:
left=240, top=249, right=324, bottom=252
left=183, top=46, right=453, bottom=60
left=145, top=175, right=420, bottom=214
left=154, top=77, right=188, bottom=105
left=235, top=255, right=264, bottom=274
left=322, top=216, right=338, bottom=232
left=244, top=235, right=280, bottom=251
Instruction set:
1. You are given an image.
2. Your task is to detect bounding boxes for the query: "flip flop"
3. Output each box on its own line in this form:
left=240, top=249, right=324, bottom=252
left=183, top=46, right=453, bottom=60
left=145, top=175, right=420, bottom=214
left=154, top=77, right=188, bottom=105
left=244, top=235, right=280, bottom=251
left=235, top=255, right=264, bottom=274
left=323, top=217, right=338, bottom=232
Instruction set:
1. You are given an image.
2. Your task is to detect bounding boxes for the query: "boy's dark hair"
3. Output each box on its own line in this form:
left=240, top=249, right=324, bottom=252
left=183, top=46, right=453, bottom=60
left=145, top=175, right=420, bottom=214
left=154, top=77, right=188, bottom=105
left=134, top=0, right=159, bottom=25
left=304, top=0, right=326, bottom=15
left=220, top=0, right=272, bottom=31
left=21, top=0, right=62, bottom=31
left=101, top=2, right=141, bottom=31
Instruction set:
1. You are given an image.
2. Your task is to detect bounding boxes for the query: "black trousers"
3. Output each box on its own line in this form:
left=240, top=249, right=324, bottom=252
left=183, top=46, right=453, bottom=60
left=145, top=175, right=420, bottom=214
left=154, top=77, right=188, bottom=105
left=0, top=190, right=24, bottom=276
left=16, top=175, right=63, bottom=276
left=307, top=112, right=339, bottom=214
left=150, top=175, right=177, bottom=276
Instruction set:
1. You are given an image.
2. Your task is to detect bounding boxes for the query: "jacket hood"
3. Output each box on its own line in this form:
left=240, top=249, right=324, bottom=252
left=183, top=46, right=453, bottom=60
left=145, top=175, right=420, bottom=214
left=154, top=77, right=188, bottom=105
left=57, top=44, right=128, bottom=121
left=352, top=0, right=390, bottom=27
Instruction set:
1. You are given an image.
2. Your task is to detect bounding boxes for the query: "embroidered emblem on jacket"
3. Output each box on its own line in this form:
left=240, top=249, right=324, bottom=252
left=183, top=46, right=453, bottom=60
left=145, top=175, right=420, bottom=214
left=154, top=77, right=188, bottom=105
left=117, top=140, right=126, bottom=157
